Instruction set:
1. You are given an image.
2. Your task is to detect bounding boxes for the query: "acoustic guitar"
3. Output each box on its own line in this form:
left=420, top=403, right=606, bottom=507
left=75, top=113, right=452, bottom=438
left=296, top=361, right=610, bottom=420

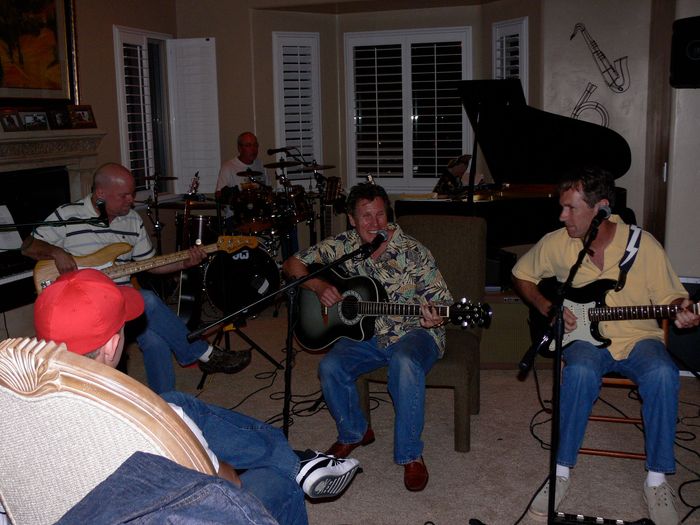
left=33, top=236, right=257, bottom=294
left=294, top=268, right=492, bottom=352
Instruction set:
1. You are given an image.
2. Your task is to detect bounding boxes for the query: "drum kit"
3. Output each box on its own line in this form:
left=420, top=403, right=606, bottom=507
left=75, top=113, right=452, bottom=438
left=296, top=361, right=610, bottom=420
left=141, top=161, right=342, bottom=320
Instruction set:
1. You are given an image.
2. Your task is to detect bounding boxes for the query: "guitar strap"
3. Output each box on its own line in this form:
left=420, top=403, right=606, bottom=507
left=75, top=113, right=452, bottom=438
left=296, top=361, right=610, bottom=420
left=614, top=224, right=642, bottom=292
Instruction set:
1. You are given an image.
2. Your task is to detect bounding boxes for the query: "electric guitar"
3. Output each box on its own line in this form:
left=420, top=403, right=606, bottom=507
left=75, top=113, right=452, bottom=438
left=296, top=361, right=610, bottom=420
left=534, top=278, right=698, bottom=351
left=294, top=268, right=492, bottom=352
left=33, top=236, right=258, bottom=294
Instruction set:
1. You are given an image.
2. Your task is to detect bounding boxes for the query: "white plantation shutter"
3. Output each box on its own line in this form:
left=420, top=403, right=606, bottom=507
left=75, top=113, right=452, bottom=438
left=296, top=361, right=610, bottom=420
left=167, top=38, right=221, bottom=194
left=493, top=18, right=529, bottom=101
left=345, top=28, right=471, bottom=192
left=411, top=41, right=465, bottom=179
left=114, top=28, right=161, bottom=187
left=273, top=33, right=322, bottom=180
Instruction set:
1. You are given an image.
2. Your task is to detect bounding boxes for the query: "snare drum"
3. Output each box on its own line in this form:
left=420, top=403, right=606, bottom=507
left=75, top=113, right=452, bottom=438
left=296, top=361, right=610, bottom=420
left=175, top=213, right=218, bottom=249
left=204, top=243, right=280, bottom=315
left=229, top=187, right=274, bottom=234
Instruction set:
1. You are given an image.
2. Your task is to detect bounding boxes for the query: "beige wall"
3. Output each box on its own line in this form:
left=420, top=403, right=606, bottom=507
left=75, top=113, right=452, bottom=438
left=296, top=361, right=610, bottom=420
left=541, top=0, right=652, bottom=220
left=74, top=0, right=177, bottom=180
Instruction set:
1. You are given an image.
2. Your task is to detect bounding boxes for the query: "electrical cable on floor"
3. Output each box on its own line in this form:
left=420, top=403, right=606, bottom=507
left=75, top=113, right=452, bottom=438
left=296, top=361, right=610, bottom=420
left=526, top=357, right=700, bottom=522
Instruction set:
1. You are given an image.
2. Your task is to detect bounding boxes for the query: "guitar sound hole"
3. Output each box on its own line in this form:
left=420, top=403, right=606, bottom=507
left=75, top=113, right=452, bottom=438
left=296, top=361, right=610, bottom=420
left=339, top=295, right=360, bottom=324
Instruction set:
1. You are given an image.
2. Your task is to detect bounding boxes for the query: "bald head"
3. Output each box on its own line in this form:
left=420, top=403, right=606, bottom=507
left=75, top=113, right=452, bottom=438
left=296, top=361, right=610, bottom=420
left=237, top=132, right=259, bottom=164
left=92, top=163, right=135, bottom=221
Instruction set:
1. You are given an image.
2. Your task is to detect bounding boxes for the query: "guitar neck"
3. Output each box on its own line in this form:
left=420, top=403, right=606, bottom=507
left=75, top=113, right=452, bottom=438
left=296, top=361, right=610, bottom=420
left=357, top=301, right=449, bottom=318
left=102, top=243, right=220, bottom=281
left=589, top=303, right=699, bottom=322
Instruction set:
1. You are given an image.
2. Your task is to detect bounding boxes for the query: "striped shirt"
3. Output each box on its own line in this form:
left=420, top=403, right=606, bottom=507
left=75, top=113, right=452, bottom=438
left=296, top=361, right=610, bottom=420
left=295, top=223, right=453, bottom=355
left=32, top=195, right=154, bottom=285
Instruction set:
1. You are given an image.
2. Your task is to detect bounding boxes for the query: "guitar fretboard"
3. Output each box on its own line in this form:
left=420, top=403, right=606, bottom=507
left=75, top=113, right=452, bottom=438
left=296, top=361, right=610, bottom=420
left=354, top=301, right=449, bottom=318
left=588, top=303, right=699, bottom=321
left=102, top=240, right=252, bottom=281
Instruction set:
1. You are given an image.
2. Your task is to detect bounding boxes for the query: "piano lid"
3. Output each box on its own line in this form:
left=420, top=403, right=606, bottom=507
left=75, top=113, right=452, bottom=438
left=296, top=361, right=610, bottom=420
left=458, top=79, right=631, bottom=184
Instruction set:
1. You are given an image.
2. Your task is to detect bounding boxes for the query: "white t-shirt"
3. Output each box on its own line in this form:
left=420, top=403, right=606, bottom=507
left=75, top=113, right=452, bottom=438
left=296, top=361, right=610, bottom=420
left=215, top=157, right=270, bottom=192
left=168, top=402, right=220, bottom=472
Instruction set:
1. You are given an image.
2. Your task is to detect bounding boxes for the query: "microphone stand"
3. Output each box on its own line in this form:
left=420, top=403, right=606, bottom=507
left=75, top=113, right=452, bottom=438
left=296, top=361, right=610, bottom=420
left=516, top=218, right=603, bottom=524
left=0, top=216, right=108, bottom=232
left=188, top=240, right=381, bottom=436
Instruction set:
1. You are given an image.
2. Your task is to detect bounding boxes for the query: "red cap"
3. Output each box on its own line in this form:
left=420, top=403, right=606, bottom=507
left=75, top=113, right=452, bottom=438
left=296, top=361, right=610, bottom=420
left=34, top=269, right=144, bottom=355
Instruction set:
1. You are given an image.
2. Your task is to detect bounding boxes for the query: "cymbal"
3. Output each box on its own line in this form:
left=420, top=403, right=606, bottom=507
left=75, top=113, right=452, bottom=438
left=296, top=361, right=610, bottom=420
left=264, top=160, right=301, bottom=169
left=237, top=170, right=264, bottom=177
left=304, top=163, right=335, bottom=171
left=144, top=175, right=178, bottom=181
left=157, top=200, right=217, bottom=210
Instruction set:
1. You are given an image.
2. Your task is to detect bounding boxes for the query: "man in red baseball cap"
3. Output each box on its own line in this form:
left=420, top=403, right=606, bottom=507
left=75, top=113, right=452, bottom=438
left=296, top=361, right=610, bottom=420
left=34, top=269, right=360, bottom=525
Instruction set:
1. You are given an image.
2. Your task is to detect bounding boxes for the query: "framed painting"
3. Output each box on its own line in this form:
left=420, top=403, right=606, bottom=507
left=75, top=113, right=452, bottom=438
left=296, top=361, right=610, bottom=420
left=0, top=0, right=78, bottom=104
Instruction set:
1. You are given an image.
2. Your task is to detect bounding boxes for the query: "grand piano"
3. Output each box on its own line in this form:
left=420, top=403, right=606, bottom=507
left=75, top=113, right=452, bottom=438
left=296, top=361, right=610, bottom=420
left=395, top=79, right=632, bottom=287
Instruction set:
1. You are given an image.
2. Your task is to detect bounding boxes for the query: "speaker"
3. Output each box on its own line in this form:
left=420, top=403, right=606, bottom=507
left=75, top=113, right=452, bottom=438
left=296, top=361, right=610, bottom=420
left=667, top=277, right=700, bottom=373
left=670, top=15, right=700, bottom=88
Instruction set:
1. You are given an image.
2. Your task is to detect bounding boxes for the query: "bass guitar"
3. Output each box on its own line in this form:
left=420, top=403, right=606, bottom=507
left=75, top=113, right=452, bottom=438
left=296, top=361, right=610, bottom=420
left=33, top=236, right=258, bottom=294
left=534, top=278, right=698, bottom=351
left=294, top=268, right=492, bottom=352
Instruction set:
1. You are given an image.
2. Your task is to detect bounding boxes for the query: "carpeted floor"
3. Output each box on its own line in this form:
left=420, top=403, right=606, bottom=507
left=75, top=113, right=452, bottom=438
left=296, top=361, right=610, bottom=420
left=125, top=305, right=700, bottom=525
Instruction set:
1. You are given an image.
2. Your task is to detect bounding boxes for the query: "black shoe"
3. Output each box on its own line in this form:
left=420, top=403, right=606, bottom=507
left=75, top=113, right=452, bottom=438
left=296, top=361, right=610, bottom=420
left=198, top=346, right=251, bottom=375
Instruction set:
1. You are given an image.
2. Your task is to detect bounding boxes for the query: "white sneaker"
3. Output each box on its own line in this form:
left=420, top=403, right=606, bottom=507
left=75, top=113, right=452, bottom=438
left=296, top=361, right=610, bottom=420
left=296, top=451, right=360, bottom=499
left=528, top=476, right=571, bottom=518
left=643, top=482, right=679, bottom=525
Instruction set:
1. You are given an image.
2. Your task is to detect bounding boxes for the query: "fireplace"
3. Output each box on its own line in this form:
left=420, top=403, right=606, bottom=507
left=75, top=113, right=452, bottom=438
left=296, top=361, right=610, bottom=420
left=0, top=128, right=105, bottom=312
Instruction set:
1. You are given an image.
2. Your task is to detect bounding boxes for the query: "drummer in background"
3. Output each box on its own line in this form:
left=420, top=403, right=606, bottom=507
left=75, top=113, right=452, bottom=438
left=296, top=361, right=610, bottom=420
left=215, top=131, right=272, bottom=200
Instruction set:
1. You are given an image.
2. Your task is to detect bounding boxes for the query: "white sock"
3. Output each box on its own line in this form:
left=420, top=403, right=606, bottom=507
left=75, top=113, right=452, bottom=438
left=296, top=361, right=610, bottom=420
left=556, top=464, right=570, bottom=479
left=199, top=345, right=214, bottom=362
left=646, top=471, right=666, bottom=488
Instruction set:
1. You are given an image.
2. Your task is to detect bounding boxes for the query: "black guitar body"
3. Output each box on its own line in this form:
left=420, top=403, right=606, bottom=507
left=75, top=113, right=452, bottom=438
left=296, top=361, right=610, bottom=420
left=295, top=268, right=386, bottom=352
left=531, top=277, right=617, bottom=355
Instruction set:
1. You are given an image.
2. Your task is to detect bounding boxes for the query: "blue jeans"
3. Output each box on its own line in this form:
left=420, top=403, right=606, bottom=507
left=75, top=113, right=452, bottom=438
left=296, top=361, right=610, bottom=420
left=56, top=451, right=278, bottom=524
left=161, top=392, right=307, bottom=525
left=318, top=329, right=439, bottom=464
left=558, top=339, right=679, bottom=473
left=134, top=290, right=209, bottom=394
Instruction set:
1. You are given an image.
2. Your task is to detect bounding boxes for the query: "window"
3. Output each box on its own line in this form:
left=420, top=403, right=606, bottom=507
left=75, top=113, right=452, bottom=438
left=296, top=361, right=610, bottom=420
left=345, top=27, right=471, bottom=192
left=113, top=26, right=171, bottom=192
left=114, top=29, right=221, bottom=195
left=272, top=32, right=322, bottom=180
left=493, top=17, right=528, bottom=101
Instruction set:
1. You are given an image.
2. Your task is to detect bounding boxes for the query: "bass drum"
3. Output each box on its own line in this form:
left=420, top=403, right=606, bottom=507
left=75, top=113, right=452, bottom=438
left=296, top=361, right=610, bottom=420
left=204, top=244, right=280, bottom=315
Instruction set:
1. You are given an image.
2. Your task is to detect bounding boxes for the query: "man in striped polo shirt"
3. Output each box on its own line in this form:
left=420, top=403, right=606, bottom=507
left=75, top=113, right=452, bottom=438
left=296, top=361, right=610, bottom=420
left=21, top=162, right=249, bottom=393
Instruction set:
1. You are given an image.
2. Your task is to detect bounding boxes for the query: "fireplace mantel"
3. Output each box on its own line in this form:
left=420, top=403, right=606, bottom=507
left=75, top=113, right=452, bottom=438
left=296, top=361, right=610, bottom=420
left=0, top=128, right=106, bottom=200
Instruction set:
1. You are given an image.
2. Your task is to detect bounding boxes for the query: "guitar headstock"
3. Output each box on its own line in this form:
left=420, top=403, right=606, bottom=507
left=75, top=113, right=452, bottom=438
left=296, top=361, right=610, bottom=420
left=216, top=236, right=258, bottom=252
left=449, top=298, right=492, bottom=329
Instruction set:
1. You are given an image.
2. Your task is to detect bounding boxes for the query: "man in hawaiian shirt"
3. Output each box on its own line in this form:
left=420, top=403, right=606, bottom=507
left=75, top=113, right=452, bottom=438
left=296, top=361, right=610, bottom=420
left=283, top=183, right=452, bottom=492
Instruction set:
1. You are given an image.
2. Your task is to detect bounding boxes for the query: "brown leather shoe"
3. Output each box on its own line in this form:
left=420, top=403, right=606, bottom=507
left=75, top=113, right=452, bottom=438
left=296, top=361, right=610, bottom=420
left=325, top=428, right=375, bottom=458
left=404, top=457, right=429, bottom=491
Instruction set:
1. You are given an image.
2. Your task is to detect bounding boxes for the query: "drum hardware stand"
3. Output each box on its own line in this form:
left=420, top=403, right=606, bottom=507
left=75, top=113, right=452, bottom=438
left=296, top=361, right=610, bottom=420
left=196, top=317, right=284, bottom=390
left=187, top=238, right=379, bottom=436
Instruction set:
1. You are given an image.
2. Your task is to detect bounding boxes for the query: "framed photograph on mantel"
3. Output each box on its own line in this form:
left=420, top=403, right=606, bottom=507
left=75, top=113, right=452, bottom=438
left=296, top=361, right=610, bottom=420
left=0, top=109, right=23, bottom=132
left=68, top=104, right=96, bottom=128
left=0, top=0, right=78, bottom=105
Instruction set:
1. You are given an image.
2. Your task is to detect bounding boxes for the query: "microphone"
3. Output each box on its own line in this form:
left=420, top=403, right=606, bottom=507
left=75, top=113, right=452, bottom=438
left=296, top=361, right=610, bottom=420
left=359, top=230, right=388, bottom=257
left=267, top=146, right=292, bottom=155
left=95, top=198, right=108, bottom=226
left=590, top=204, right=612, bottom=228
